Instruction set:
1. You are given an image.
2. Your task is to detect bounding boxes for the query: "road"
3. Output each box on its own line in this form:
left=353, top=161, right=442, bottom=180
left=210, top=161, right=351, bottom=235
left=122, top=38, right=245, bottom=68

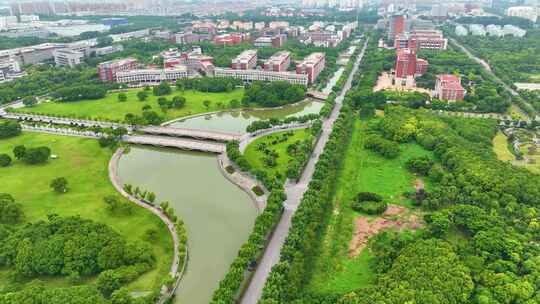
left=449, top=37, right=538, bottom=120
left=239, top=39, right=369, bottom=304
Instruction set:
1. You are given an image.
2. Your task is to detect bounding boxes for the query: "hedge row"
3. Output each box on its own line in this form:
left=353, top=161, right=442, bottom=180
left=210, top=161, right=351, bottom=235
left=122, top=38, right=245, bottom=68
left=210, top=190, right=286, bottom=303
left=260, top=99, right=355, bottom=302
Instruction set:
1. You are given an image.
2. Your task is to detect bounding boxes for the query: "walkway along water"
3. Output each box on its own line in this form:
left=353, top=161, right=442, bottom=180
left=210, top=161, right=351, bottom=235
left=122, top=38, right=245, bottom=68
left=108, top=148, right=185, bottom=304
left=239, top=39, right=369, bottom=304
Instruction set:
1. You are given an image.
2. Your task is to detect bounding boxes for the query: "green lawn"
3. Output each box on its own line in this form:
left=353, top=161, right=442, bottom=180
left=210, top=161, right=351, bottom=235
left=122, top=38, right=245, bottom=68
left=15, top=88, right=245, bottom=123
left=306, top=119, right=433, bottom=295
left=244, top=129, right=312, bottom=183
left=0, top=132, right=173, bottom=292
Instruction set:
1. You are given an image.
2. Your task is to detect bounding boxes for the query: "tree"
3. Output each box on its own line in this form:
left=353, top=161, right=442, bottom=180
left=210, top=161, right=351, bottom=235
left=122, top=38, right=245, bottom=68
left=0, top=193, right=24, bottom=224
left=136, top=91, right=147, bottom=102
left=13, top=145, right=26, bottom=160
left=146, top=192, right=156, bottom=204
left=0, top=153, right=11, bottom=167
left=117, top=93, right=127, bottom=102
left=203, top=99, right=211, bottom=109
left=22, top=96, right=37, bottom=107
left=0, top=120, right=21, bottom=138
left=171, top=96, right=186, bottom=108
left=50, top=177, right=68, bottom=193
left=22, top=146, right=51, bottom=164
left=152, top=82, right=172, bottom=96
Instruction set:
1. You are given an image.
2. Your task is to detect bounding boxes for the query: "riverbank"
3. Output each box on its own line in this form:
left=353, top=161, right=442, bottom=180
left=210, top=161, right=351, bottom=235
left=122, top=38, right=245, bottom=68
left=109, top=148, right=183, bottom=302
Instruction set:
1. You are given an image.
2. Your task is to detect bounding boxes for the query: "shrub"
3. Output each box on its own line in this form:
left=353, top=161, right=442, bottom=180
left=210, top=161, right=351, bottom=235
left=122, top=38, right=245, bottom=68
left=225, top=165, right=235, bottom=174
left=405, top=156, right=434, bottom=175
left=0, top=154, right=12, bottom=167
left=364, top=135, right=400, bottom=158
left=252, top=185, right=264, bottom=196
left=352, top=200, right=388, bottom=215
left=22, top=146, right=51, bottom=164
left=356, top=192, right=383, bottom=202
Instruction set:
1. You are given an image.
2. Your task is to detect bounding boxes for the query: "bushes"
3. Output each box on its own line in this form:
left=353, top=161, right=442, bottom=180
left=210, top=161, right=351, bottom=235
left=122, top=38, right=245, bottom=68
left=351, top=192, right=387, bottom=215
left=364, top=135, right=400, bottom=158
left=245, top=114, right=319, bottom=133
left=252, top=185, right=264, bottom=197
left=0, top=120, right=21, bottom=139
left=242, top=81, right=306, bottom=108
left=176, top=77, right=242, bottom=93
left=0, top=193, right=24, bottom=224
left=55, top=85, right=107, bottom=102
left=22, top=146, right=51, bottom=164
left=0, top=215, right=155, bottom=282
left=406, top=156, right=434, bottom=175
left=0, top=153, right=12, bottom=167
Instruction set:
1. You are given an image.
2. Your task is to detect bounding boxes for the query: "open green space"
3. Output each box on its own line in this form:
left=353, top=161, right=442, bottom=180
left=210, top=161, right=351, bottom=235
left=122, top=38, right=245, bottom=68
left=244, top=128, right=312, bottom=183
left=15, top=88, right=244, bottom=123
left=306, top=118, right=433, bottom=295
left=0, top=132, right=173, bottom=292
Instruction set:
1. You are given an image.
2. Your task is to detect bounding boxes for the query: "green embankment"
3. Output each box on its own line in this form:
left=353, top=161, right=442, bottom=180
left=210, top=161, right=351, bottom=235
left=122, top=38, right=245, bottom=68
left=16, top=88, right=244, bottom=122
left=0, top=132, right=173, bottom=291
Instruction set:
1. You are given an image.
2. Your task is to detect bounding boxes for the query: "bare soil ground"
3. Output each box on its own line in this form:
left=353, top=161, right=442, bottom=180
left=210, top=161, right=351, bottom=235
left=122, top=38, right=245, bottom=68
left=348, top=205, right=422, bottom=257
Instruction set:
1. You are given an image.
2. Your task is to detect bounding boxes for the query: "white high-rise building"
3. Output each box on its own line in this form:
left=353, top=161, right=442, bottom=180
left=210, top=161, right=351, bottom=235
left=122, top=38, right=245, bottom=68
left=506, top=6, right=538, bottom=22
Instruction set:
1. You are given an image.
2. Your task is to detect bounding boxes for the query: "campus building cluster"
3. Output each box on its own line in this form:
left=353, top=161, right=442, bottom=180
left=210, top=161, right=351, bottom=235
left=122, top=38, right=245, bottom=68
left=506, top=6, right=538, bottom=23
left=300, top=21, right=358, bottom=48
left=0, top=58, right=25, bottom=83
left=215, top=50, right=325, bottom=86
left=387, top=15, right=447, bottom=50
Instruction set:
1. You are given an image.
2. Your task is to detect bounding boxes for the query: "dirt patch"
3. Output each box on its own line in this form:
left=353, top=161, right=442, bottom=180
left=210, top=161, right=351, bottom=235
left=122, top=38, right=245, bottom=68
left=348, top=205, right=422, bottom=258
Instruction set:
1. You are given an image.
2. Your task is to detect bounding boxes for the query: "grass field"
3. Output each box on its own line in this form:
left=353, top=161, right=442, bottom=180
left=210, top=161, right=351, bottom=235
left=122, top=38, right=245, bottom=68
left=306, top=119, right=433, bottom=295
left=0, top=132, right=173, bottom=292
left=244, top=129, right=312, bottom=183
left=15, top=88, right=245, bottom=123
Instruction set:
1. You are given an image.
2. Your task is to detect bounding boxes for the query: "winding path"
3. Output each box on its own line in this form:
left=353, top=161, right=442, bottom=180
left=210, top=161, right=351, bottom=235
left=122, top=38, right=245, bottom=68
left=239, top=39, right=369, bottom=304
left=449, top=37, right=538, bottom=120
left=108, top=148, right=182, bottom=303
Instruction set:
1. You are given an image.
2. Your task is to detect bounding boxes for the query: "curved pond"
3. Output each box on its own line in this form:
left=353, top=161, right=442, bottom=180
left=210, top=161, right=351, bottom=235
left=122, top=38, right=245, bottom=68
left=168, top=99, right=324, bottom=133
left=117, top=147, right=257, bottom=304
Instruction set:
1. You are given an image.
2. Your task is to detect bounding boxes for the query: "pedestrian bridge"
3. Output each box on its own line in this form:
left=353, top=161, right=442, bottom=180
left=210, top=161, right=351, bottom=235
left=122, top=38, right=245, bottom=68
left=123, top=135, right=226, bottom=153
left=138, top=126, right=242, bottom=142
left=306, top=90, right=330, bottom=101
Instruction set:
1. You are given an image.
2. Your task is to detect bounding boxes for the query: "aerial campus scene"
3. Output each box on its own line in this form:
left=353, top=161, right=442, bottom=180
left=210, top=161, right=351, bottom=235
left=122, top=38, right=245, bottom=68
left=0, top=0, right=539, bottom=303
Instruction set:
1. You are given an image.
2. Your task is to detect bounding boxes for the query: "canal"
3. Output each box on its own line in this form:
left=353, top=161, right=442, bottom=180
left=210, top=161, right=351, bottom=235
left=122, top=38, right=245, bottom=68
left=168, top=99, right=323, bottom=133
left=117, top=147, right=257, bottom=304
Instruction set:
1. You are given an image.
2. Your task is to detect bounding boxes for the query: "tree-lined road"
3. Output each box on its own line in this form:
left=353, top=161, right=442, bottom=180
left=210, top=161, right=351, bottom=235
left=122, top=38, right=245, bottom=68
left=239, top=39, right=369, bottom=304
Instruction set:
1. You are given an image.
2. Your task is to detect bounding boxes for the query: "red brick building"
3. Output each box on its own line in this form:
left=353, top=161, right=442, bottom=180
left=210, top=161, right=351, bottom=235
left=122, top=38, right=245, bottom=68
left=395, top=30, right=448, bottom=50
left=296, top=52, right=325, bottom=84
left=263, top=51, right=291, bottom=72
left=434, top=74, right=466, bottom=101
left=97, top=58, right=138, bottom=82
left=231, top=50, right=257, bottom=70
left=394, top=48, right=428, bottom=87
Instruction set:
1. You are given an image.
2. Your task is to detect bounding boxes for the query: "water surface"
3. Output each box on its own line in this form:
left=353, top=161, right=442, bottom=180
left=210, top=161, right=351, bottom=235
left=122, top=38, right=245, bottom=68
left=117, top=147, right=257, bottom=304
left=169, top=99, right=323, bottom=133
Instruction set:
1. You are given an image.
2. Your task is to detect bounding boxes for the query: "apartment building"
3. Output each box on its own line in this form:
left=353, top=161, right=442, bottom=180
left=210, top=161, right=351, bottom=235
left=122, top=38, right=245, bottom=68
left=232, top=50, right=257, bottom=70
left=296, top=52, right=325, bottom=84
left=98, top=58, right=138, bottom=82
left=434, top=74, right=466, bottom=101
left=263, top=51, right=291, bottom=72
left=53, top=49, right=84, bottom=67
